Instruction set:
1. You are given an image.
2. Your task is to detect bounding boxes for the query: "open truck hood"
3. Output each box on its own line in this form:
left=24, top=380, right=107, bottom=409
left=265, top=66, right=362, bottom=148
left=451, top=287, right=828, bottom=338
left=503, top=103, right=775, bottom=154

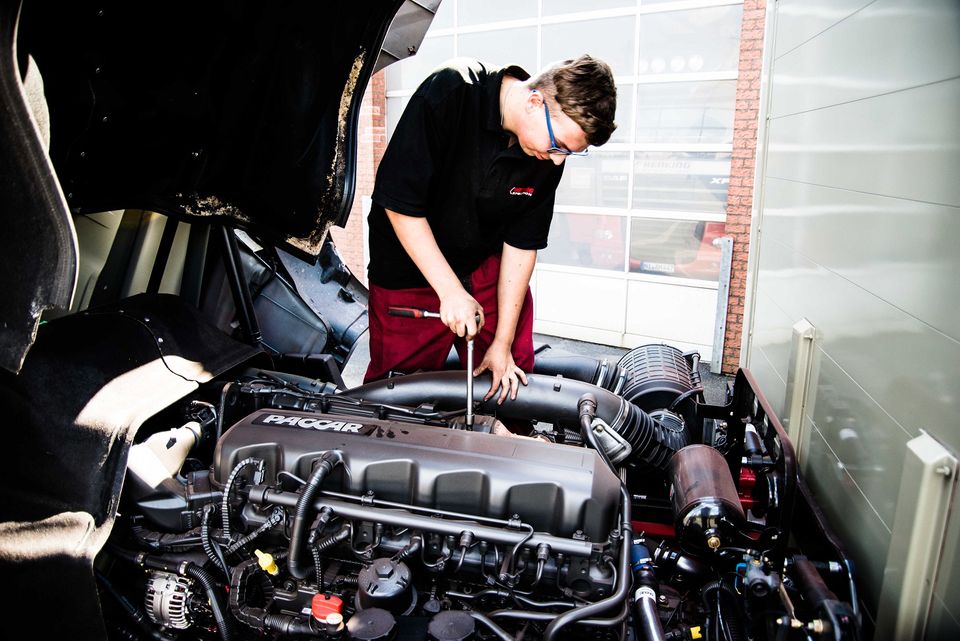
left=17, top=0, right=410, bottom=254
left=1, top=0, right=436, bottom=373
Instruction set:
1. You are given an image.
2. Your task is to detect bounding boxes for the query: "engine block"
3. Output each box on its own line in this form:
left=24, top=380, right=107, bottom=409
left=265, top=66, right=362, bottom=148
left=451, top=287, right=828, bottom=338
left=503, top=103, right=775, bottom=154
left=214, top=409, right=622, bottom=541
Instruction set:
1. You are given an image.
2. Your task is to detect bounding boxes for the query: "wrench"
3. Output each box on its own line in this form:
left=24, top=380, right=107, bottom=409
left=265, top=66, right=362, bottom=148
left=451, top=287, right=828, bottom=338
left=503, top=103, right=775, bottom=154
left=387, top=306, right=481, bottom=427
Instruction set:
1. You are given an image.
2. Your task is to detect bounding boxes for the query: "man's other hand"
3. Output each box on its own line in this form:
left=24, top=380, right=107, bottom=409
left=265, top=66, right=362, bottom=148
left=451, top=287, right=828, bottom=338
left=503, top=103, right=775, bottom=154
left=474, top=338, right=528, bottom=404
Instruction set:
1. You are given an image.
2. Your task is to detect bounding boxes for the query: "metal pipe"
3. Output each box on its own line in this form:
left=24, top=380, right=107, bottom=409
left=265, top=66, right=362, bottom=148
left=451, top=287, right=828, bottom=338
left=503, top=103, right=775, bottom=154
left=249, top=489, right=593, bottom=557
left=542, top=485, right=633, bottom=641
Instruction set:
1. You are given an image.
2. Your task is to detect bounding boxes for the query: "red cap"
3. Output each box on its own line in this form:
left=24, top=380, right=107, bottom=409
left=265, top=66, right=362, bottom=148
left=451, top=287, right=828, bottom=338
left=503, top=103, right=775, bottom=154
left=311, top=594, right=344, bottom=620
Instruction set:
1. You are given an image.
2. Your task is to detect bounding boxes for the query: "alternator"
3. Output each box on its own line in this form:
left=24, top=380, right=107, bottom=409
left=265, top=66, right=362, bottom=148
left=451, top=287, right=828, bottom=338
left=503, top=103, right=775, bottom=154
left=145, top=572, right=194, bottom=629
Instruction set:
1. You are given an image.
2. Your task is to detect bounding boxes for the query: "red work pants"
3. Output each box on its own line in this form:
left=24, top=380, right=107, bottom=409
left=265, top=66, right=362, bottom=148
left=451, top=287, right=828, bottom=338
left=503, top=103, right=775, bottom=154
left=364, top=254, right=535, bottom=383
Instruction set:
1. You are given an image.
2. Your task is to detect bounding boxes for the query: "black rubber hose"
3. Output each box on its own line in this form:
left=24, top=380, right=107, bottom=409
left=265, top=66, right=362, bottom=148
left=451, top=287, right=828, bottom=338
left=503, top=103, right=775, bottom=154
left=222, top=457, right=262, bottom=540
left=542, top=485, right=633, bottom=641
left=95, top=572, right=173, bottom=641
left=310, top=525, right=351, bottom=589
left=342, top=372, right=688, bottom=470
left=637, top=597, right=663, bottom=641
left=184, top=564, right=233, bottom=641
left=579, top=393, right=615, bottom=472
left=201, top=504, right=229, bottom=579
left=226, top=507, right=285, bottom=554
left=532, top=354, right=626, bottom=391
left=632, top=541, right=666, bottom=641
left=262, top=613, right=316, bottom=636
left=468, top=612, right=514, bottom=641
left=701, top=580, right=746, bottom=641
left=489, top=601, right=630, bottom=627
left=287, top=450, right=343, bottom=579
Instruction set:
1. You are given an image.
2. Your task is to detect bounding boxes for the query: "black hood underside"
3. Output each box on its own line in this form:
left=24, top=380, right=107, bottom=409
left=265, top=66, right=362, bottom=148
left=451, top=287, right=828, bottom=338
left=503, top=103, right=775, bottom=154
left=17, top=0, right=404, bottom=256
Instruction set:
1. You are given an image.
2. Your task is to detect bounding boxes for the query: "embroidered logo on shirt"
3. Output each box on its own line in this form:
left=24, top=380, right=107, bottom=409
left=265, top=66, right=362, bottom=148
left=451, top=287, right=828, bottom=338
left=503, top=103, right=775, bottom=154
left=509, top=187, right=535, bottom=197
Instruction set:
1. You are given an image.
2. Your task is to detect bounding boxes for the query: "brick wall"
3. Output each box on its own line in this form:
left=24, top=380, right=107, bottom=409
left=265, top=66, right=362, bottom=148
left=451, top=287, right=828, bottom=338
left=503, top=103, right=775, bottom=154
left=722, top=0, right=766, bottom=373
left=327, top=70, right=387, bottom=286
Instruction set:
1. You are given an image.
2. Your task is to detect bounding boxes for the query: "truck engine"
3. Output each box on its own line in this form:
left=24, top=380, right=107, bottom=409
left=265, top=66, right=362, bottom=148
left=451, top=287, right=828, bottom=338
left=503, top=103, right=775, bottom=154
left=101, top=345, right=861, bottom=641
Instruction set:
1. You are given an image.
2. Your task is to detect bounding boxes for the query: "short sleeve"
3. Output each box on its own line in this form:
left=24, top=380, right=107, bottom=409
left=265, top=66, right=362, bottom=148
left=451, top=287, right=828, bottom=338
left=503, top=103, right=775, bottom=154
left=371, top=94, right=439, bottom=217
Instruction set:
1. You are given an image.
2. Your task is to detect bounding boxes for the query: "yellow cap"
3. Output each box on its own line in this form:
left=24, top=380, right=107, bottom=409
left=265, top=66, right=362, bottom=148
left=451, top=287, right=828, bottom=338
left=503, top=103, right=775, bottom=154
left=690, top=626, right=703, bottom=639
left=254, top=549, right=279, bottom=575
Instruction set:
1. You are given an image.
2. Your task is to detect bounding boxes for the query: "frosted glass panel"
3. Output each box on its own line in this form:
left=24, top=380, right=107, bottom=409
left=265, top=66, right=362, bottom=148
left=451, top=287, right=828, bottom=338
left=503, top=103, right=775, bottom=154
left=555, top=152, right=630, bottom=208
left=632, top=152, right=731, bottom=214
left=541, top=212, right=626, bottom=271
left=629, top=219, right=726, bottom=280
left=542, top=0, right=636, bottom=16
left=637, top=6, right=743, bottom=76
left=542, top=17, right=636, bottom=74
left=635, top=81, right=736, bottom=144
left=459, top=0, right=537, bottom=25
left=458, top=28, right=537, bottom=72
left=610, top=84, right=633, bottom=144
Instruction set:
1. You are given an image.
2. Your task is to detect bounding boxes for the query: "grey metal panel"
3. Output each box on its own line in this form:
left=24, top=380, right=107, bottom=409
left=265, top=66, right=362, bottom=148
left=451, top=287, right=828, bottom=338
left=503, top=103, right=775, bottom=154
left=751, top=288, right=794, bottom=370
left=754, top=237, right=960, bottom=452
left=773, top=0, right=875, bottom=57
left=926, top=596, right=960, bottom=641
left=766, top=78, right=960, bottom=206
left=748, top=346, right=787, bottom=416
left=750, top=0, right=960, bottom=627
left=771, top=0, right=960, bottom=117
left=928, top=486, right=960, bottom=638
left=805, top=348, right=910, bottom=527
left=750, top=231, right=960, bottom=450
left=804, top=421, right=891, bottom=613
left=762, top=177, right=960, bottom=342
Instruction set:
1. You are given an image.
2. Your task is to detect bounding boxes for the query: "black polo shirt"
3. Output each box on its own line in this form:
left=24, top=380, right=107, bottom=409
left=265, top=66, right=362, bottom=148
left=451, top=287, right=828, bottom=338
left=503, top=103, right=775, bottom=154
left=368, top=59, right=564, bottom=289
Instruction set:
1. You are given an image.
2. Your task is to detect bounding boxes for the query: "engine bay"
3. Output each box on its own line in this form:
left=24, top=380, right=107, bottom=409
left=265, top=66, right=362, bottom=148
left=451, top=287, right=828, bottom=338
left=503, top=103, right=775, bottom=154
left=98, top=341, right=862, bottom=641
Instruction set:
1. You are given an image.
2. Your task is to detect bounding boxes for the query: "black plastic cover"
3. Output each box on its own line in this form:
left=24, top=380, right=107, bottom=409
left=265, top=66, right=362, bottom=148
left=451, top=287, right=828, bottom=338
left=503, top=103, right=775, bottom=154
left=214, top=409, right=622, bottom=541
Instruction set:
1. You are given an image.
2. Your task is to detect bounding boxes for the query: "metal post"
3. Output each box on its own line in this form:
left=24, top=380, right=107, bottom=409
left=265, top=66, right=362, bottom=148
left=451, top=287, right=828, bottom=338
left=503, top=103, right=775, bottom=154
left=711, top=236, right=734, bottom=374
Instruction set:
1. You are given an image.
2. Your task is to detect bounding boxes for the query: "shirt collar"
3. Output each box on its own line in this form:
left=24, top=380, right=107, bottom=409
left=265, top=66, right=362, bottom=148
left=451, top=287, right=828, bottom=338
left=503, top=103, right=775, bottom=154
left=484, top=63, right=530, bottom=135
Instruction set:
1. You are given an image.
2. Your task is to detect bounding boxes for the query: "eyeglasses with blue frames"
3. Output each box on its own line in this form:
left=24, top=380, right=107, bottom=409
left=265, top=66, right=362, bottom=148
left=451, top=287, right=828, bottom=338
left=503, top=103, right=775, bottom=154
left=538, top=92, right=589, bottom=157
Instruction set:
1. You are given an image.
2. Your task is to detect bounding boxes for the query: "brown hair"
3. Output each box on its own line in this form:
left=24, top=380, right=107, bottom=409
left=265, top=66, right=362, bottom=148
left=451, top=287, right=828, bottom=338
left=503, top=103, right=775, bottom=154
left=530, top=55, right=617, bottom=146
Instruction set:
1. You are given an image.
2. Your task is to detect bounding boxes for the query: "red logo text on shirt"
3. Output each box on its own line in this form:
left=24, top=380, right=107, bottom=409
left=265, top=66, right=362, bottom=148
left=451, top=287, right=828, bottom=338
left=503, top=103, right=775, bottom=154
left=509, top=187, right=535, bottom=197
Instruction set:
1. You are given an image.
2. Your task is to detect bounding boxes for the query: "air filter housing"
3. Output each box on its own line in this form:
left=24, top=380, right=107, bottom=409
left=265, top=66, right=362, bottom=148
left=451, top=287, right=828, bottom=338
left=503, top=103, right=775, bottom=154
left=617, top=344, right=702, bottom=428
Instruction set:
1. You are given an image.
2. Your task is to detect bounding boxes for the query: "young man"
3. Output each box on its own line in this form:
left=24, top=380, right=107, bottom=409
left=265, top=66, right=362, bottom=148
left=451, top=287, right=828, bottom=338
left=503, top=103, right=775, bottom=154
left=365, top=55, right=617, bottom=403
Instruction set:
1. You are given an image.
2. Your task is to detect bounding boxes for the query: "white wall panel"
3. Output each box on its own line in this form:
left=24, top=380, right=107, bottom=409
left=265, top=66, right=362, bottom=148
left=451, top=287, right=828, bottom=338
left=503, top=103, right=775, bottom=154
left=534, top=271, right=627, bottom=333
left=771, top=0, right=960, bottom=117
left=766, top=78, right=960, bottom=207
left=747, top=346, right=787, bottom=415
left=763, top=177, right=960, bottom=341
left=625, top=280, right=717, bottom=346
left=773, top=0, right=873, bottom=56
